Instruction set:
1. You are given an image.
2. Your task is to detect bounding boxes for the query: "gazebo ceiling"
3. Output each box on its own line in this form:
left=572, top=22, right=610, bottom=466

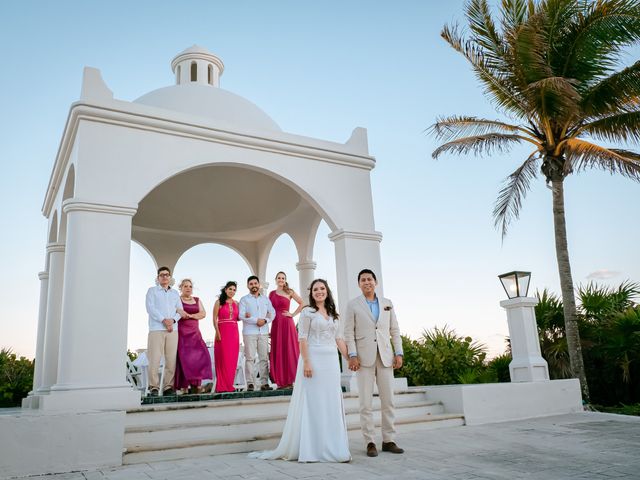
left=133, top=166, right=302, bottom=234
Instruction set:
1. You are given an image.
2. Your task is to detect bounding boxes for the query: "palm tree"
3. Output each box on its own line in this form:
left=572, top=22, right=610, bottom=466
left=431, top=0, right=640, bottom=402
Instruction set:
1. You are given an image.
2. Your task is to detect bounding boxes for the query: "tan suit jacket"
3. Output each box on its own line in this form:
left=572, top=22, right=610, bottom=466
left=344, top=295, right=403, bottom=368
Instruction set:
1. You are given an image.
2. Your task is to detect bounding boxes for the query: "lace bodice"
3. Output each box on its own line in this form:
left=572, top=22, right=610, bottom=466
left=298, top=307, right=343, bottom=346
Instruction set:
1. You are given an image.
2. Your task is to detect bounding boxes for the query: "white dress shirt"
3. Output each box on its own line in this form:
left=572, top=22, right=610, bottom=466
left=239, top=293, right=276, bottom=335
left=145, top=285, right=182, bottom=332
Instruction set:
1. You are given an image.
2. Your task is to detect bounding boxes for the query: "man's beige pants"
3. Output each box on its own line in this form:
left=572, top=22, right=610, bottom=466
left=357, top=352, right=396, bottom=445
left=147, top=330, right=178, bottom=392
left=243, top=334, right=269, bottom=388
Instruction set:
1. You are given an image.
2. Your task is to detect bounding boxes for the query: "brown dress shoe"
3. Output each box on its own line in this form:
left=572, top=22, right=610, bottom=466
left=246, top=384, right=254, bottom=391
left=366, top=442, right=378, bottom=457
left=381, top=441, right=404, bottom=454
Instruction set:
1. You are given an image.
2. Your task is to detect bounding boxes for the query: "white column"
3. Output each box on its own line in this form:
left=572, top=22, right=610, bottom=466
left=32, top=271, right=50, bottom=390
left=329, top=229, right=383, bottom=312
left=329, top=229, right=383, bottom=391
left=500, top=296, right=550, bottom=382
left=40, top=201, right=141, bottom=411
left=296, top=260, right=316, bottom=295
left=37, top=243, right=65, bottom=394
left=23, top=271, right=50, bottom=408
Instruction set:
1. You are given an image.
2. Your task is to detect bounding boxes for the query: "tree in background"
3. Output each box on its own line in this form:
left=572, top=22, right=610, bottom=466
left=431, top=0, right=640, bottom=402
left=535, top=281, right=640, bottom=405
left=0, top=348, right=34, bottom=408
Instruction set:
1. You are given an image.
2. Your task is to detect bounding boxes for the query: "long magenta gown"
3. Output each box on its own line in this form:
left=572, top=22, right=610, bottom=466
left=269, top=291, right=300, bottom=388
left=214, top=301, right=240, bottom=393
left=175, top=298, right=212, bottom=389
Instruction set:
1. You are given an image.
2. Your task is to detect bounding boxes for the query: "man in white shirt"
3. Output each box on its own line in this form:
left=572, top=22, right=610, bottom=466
left=145, top=266, right=183, bottom=396
left=239, top=275, right=275, bottom=391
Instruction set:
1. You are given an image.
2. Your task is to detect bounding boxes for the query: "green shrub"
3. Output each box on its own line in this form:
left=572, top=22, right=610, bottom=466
left=395, top=326, right=488, bottom=386
left=0, top=348, right=34, bottom=408
left=487, top=353, right=512, bottom=383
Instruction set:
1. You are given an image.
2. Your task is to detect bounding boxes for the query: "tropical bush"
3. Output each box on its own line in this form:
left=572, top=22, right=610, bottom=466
left=0, top=348, right=34, bottom=408
left=535, top=282, right=640, bottom=406
left=396, top=326, right=501, bottom=386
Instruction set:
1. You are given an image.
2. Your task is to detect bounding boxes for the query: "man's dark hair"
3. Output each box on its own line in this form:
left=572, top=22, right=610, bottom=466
left=247, top=275, right=260, bottom=284
left=157, top=266, right=171, bottom=275
left=357, top=268, right=377, bottom=282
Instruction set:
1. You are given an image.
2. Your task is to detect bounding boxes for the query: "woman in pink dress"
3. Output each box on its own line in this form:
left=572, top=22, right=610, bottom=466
left=213, top=281, right=240, bottom=393
left=269, top=272, right=305, bottom=389
left=175, top=279, right=213, bottom=394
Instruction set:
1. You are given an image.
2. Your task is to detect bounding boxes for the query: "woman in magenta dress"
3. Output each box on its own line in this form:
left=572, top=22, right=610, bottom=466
left=213, top=281, right=240, bottom=393
left=269, top=272, right=305, bottom=389
left=175, top=279, right=213, bottom=393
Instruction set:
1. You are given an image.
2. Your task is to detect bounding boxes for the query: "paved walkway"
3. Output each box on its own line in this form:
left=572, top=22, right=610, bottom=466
left=27, top=412, right=640, bottom=480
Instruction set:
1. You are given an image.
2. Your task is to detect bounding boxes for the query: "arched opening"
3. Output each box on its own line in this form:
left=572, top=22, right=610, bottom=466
left=127, top=240, right=159, bottom=355
left=265, top=233, right=299, bottom=296
left=48, top=210, right=58, bottom=244
left=128, top=164, right=342, bottom=351
left=208, top=64, right=213, bottom=85
left=176, top=65, right=181, bottom=84
left=190, top=61, right=197, bottom=82
left=58, top=164, right=75, bottom=243
left=173, top=243, right=253, bottom=345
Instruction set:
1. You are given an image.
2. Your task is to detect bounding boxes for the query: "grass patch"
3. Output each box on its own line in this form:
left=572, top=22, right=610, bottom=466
left=594, top=404, right=640, bottom=416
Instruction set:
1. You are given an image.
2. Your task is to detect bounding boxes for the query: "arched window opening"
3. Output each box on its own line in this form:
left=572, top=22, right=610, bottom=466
left=176, top=65, right=181, bottom=84
left=190, top=62, right=197, bottom=82
left=208, top=64, right=213, bottom=85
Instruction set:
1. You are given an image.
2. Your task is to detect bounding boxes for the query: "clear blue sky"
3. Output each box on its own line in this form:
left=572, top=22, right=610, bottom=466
left=1, top=1, right=638, bottom=358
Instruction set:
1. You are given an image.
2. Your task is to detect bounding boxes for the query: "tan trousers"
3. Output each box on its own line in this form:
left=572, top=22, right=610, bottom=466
left=357, top=351, right=396, bottom=445
left=147, top=330, right=178, bottom=391
left=243, top=334, right=269, bottom=387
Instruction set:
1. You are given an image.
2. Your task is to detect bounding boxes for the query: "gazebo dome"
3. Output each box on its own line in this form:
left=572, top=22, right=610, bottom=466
left=134, top=84, right=282, bottom=132
left=133, top=45, right=281, bottom=132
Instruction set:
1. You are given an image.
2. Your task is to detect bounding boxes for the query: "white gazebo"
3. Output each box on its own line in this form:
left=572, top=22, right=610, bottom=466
left=25, top=45, right=384, bottom=412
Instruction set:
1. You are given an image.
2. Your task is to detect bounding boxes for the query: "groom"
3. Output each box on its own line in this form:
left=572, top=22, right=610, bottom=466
left=344, top=268, right=404, bottom=458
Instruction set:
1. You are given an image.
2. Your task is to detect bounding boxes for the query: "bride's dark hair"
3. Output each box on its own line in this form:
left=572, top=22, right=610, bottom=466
left=307, top=279, right=339, bottom=320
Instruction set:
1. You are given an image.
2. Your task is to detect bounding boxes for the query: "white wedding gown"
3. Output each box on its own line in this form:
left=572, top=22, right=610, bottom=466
left=249, top=307, right=351, bottom=462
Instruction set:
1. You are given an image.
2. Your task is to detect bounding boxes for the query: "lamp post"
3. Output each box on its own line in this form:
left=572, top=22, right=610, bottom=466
left=498, top=271, right=549, bottom=382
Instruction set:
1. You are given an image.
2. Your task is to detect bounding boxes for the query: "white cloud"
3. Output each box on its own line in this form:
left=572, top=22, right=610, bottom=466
left=586, top=269, right=621, bottom=280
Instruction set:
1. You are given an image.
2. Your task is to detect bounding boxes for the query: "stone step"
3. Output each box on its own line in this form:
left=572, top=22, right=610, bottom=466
left=125, top=390, right=435, bottom=431
left=123, top=390, right=464, bottom=464
left=123, top=412, right=465, bottom=464
left=125, top=401, right=444, bottom=440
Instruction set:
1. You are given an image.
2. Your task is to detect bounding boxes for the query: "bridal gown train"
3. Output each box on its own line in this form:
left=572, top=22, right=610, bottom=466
left=249, top=306, right=351, bottom=462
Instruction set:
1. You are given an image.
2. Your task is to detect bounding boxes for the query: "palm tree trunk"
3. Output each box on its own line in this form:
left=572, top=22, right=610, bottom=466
left=551, top=179, right=590, bottom=402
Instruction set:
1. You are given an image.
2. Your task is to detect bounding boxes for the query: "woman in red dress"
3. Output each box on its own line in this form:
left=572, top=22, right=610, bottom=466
left=213, top=281, right=240, bottom=392
left=175, top=279, right=212, bottom=394
left=269, top=272, right=305, bottom=389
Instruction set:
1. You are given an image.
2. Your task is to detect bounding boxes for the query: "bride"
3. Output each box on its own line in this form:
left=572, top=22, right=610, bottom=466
left=249, top=278, right=351, bottom=462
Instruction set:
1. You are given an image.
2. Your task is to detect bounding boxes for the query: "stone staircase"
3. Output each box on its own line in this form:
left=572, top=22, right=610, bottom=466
left=123, top=387, right=464, bottom=464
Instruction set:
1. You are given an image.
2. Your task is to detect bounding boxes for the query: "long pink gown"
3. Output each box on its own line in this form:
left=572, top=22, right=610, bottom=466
left=214, top=301, right=240, bottom=393
left=269, top=291, right=300, bottom=387
left=175, top=297, right=212, bottom=389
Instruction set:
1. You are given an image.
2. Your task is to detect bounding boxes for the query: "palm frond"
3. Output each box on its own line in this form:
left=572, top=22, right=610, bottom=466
left=466, top=0, right=507, bottom=70
left=493, top=149, right=542, bottom=238
left=501, top=0, right=532, bottom=34
left=526, top=76, right=582, bottom=121
left=561, top=138, right=640, bottom=180
left=558, top=0, right=640, bottom=84
left=432, top=133, right=528, bottom=160
left=580, top=111, right=640, bottom=143
left=441, top=24, right=531, bottom=118
left=581, top=60, right=640, bottom=117
left=429, top=115, right=534, bottom=142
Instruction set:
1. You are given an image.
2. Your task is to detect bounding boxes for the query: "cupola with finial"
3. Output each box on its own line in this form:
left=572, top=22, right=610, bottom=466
left=171, top=45, right=224, bottom=87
